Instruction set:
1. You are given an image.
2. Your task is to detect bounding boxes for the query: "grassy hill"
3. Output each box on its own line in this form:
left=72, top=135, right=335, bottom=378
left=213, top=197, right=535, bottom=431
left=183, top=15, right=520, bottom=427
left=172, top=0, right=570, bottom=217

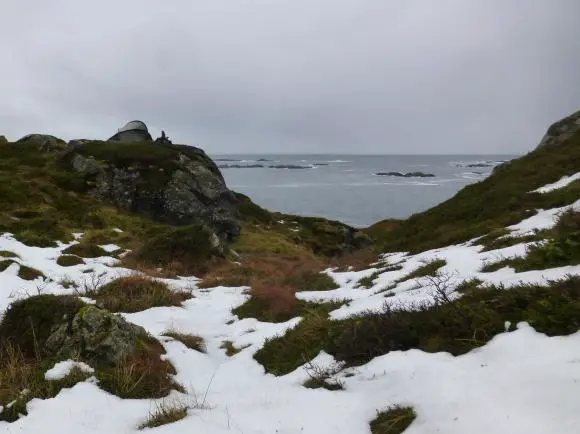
left=367, top=114, right=580, bottom=253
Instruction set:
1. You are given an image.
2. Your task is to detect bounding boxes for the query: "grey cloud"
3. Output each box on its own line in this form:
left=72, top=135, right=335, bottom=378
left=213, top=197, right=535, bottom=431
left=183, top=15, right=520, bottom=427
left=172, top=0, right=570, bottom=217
left=1, top=0, right=580, bottom=154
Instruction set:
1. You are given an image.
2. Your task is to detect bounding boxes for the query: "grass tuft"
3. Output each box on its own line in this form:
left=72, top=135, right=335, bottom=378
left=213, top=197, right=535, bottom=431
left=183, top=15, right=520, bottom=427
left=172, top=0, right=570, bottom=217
left=94, top=275, right=190, bottom=313
left=57, top=255, right=85, bottom=267
left=139, top=399, right=188, bottom=430
left=163, top=331, right=205, bottom=353
left=370, top=406, right=417, bottom=434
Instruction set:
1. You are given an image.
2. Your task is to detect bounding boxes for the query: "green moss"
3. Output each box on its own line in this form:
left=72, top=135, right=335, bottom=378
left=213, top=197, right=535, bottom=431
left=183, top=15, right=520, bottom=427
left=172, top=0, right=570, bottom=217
left=95, top=276, right=190, bottom=313
left=0, top=295, right=85, bottom=358
left=133, top=225, right=218, bottom=274
left=235, top=192, right=273, bottom=224
left=0, top=259, right=17, bottom=271
left=370, top=406, right=417, bottom=434
left=0, top=251, right=19, bottom=258
left=56, top=255, right=85, bottom=267
left=18, top=265, right=45, bottom=281
left=62, top=243, right=109, bottom=258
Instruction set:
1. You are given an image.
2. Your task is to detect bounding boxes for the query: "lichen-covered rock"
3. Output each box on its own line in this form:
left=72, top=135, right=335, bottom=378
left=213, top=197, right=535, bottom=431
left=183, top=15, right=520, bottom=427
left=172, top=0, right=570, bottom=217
left=536, top=110, right=580, bottom=149
left=64, top=141, right=241, bottom=241
left=0, top=136, right=7, bottom=144
left=45, top=305, right=147, bottom=365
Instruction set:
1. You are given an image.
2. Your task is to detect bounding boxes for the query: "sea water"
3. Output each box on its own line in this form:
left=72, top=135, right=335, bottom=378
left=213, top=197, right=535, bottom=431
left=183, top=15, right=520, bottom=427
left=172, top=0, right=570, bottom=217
left=212, top=154, right=517, bottom=228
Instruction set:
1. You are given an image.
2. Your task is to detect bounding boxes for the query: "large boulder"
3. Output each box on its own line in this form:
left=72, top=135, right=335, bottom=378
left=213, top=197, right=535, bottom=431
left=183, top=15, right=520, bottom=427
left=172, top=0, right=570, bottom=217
left=536, top=110, right=580, bottom=149
left=45, top=305, right=147, bottom=365
left=65, top=140, right=241, bottom=240
left=17, top=134, right=67, bottom=152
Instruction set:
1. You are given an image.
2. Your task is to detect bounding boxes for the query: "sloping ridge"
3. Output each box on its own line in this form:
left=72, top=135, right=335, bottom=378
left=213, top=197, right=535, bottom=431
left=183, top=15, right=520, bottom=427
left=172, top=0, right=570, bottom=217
left=370, top=110, right=580, bottom=253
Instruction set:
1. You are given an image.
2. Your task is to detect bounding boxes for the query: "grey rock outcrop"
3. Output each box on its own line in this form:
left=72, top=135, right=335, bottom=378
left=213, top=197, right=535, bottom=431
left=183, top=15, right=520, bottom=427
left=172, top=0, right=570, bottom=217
left=45, top=305, right=147, bottom=365
left=536, top=110, right=580, bottom=149
left=17, top=134, right=67, bottom=152
left=66, top=141, right=241, bottom=240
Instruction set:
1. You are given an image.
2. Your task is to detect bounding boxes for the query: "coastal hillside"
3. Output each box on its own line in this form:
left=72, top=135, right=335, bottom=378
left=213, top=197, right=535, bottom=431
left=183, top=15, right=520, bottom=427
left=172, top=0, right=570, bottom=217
left=1, top=111, right=580, bottom=433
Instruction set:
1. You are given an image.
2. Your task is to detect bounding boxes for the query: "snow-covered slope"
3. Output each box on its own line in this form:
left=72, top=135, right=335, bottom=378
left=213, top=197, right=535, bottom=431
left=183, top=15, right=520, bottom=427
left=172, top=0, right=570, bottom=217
left=1, top=194, right=580, bottom=433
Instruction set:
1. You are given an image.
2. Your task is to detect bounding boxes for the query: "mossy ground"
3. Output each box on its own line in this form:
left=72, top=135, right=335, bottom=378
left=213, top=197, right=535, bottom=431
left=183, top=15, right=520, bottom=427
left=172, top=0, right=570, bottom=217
left=56, top=254, right=85, bottom=267
left=370, top=406, right=417, bottom=434
left=94, top=275, right=191, bottom=313
left=482, top=209, right=580, bottom=273
left=0, top=295, right=182, bottom=421
left=255, top=275, right=580, bottom=375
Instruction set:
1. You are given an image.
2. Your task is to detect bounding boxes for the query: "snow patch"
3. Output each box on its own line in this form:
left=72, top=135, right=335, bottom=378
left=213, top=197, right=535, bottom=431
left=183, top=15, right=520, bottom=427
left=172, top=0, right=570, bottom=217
left=531, top=172, right=580, bottom=193
left=45, top=361, right=94, bottom=381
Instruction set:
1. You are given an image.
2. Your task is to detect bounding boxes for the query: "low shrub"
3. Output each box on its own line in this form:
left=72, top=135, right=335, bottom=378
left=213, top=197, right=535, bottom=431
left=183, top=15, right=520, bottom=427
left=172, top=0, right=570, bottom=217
left=17, top=265, right=45, bottom=281
left=256, top=275, right=580, bottom=374
left=57, top=255, right=85, bottom=267
left=62, top=243, right=109, bottom=258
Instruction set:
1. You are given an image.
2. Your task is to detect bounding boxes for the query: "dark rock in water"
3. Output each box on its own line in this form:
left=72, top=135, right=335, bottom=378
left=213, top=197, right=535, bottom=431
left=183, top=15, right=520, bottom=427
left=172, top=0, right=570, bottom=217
left=215, top=158, right=241, bottom=162
left=313, top=163, right=329, bottom=166
left=257, top=158, right=273, bottom=162
left=466, top=163, right=492, bottom=168
left=46, top=305, right=148, bottom=365
left=375, top=171, right=435, bottom=178
left=108, top=120, right=153, bottom=142
left=537, top=110, right=580, bottom=149
left=219, top=164, right=265, bottom=169
left=65, top=141, right=241, bottom=241
left=17, top=134, right=67, bottom=152
left=269, top=164, right=312, bottom=169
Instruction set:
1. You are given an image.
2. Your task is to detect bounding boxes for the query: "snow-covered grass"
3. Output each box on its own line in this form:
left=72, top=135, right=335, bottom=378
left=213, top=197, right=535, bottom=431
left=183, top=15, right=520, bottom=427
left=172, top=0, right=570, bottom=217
left=2, top=199, right=580, bottom=433
left=531, top=171, right=580, bottom=193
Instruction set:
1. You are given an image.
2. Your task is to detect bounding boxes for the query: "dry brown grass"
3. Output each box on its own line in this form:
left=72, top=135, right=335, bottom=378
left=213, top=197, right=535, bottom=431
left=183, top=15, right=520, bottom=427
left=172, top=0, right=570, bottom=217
left=0, top=343, right=91, bottom=422
left=94, top=275, right=191, bottom=313
left=163, top=331, right=206, bottom=353
left=329, top=248, right=384, bottom=272
left=139, top=398, right=188, bottom=430
left=97, top=336, right=184, bottom=399
left=220, top=340, right=250, bottom=356
left=201, top=253, right=339, bottom=321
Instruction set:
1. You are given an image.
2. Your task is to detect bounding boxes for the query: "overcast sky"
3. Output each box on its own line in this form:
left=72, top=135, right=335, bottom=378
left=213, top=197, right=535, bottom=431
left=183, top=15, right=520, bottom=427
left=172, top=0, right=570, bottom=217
left=1, top=1, right=579, bottom=154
